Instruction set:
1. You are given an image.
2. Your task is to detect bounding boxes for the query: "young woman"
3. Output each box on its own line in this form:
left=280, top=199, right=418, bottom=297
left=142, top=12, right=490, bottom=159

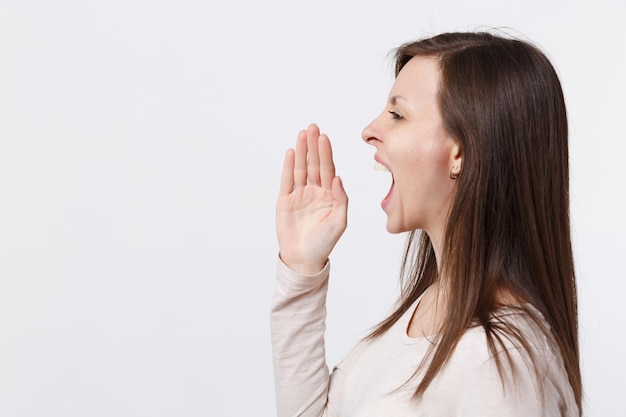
left=271, top=32, right=582, bottom=416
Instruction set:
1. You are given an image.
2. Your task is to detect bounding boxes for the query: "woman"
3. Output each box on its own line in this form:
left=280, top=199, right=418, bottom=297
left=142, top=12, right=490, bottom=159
left=271, top=32, right=581, bottom=416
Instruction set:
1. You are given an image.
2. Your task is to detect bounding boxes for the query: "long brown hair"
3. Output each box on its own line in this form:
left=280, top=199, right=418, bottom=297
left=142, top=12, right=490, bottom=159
left=368, top=32, right=581, bottom=412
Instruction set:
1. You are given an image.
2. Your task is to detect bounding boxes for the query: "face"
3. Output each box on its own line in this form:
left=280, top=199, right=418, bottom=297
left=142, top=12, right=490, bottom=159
left=362, top=56, right=461, bottom=236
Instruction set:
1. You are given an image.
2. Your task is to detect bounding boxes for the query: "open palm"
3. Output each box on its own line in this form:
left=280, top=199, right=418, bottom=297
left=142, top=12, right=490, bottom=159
left=276, top=124, right=348, bottom=275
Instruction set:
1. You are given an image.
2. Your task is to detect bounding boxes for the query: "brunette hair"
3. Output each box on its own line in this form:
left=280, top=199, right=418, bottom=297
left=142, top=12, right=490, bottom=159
left=368, top=32, right=582, bottom=412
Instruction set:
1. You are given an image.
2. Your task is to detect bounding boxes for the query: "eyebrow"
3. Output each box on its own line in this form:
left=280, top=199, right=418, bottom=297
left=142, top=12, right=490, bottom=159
left=389, top=95, right=407, bottom=105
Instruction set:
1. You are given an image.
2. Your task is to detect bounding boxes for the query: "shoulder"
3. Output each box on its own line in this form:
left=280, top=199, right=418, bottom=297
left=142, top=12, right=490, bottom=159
left=450, top=306, right=567, bottom=389
left=428, top=307, right=578, bottom=416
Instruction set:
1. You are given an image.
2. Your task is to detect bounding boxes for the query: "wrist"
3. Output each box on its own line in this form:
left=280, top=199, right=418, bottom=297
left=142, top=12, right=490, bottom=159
left=278, top=253, right=327, bottom=276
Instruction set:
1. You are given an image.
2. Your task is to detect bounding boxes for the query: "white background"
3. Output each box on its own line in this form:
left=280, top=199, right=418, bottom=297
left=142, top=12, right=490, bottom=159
left=1, top=0, right=624, bottom=416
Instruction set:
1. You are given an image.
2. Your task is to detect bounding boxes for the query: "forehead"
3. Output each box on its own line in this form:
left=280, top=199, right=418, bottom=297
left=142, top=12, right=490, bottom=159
left=389, top=56, right=441, bottom=103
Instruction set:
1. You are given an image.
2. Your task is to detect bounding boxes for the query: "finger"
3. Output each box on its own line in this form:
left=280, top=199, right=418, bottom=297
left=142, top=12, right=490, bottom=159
left=306, top=124, right=321, bottom=186
left=279, top=148, right=295, bottom=196
left=332, top=176, right=349, bottom=207
left=294, top=130, right=307, bottom=188
left=319, top=134, right=336, bottom=190
left=332, top=176, right=349, bottom=230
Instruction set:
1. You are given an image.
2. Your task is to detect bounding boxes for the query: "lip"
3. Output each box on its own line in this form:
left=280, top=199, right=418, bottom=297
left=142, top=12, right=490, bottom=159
left=381, top=177, right=395, bottom=209
left=374, top=155, right=394, bottom=209
left=374, top=155, right=391, bottom=171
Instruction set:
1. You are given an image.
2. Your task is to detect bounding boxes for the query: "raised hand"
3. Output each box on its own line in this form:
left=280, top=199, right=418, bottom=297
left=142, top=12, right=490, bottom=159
left=276, top=124, right=349, bottom=275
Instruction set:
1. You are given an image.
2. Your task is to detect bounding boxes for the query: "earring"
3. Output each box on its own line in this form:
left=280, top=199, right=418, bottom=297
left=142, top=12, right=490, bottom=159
left=449, top=165, right=460, bottom=180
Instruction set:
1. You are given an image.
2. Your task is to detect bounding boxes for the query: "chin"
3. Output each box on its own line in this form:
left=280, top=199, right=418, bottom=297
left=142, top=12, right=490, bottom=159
left=385, top=221, right=407, bottom=234
left=386, top=215, right=423, bottom=234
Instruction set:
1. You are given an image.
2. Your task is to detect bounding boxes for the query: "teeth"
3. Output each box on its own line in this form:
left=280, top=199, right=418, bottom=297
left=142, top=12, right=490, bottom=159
left=374, top=161, right=389, bottom=172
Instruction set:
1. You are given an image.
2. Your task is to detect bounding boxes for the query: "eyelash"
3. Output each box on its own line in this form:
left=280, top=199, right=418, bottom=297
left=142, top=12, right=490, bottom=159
left=388, top=110, right=403, bottom=120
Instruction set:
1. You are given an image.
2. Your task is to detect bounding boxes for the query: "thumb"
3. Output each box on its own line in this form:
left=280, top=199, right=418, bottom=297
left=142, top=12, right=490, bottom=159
left=332, top=176, right=348, bottom=205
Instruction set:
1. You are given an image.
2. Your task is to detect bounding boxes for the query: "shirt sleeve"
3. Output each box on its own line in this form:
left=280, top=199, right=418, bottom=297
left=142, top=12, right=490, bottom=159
left=270, top=258, right=344, bottom=417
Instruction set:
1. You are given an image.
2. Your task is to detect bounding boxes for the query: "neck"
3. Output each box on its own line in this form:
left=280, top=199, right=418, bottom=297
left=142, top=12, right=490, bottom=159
left=425, top=227, right=445, bottom=279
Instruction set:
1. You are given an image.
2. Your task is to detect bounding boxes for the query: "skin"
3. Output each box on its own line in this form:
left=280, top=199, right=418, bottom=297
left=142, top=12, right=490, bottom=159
left=276, top=57, right=461, bottom=336
left=361, top=56, right=461, bottom=262
left=361, top=57, right=461, bottom=337
left=276, top=124, right=348, bottom=276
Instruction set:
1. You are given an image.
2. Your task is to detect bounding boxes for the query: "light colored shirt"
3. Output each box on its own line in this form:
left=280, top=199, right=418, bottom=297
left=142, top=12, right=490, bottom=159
left=270, top=259, right=578, bottom=417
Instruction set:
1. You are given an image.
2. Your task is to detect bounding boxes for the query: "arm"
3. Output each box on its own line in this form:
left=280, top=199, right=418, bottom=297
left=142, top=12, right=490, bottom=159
left=271, top=125, right=348, bottom=417
left=270, top=260, right=339, bottom=417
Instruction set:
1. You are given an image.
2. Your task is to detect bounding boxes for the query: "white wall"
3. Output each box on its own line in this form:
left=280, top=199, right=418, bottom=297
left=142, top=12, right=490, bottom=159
left=0, top=0, right=623, bottom=415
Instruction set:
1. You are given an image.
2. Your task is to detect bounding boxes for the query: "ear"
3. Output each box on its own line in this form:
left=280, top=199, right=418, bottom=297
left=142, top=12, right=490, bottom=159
left=449, top=141, right=462, bottom=177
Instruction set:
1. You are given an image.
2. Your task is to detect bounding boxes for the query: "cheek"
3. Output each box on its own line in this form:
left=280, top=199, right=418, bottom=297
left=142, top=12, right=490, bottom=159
left=427, top=133, right=458, bottom=179
left=390, top=127, right=455, bottom=190
left=406, top=143, right=451, bottom=182
left=399, top=142, right=455, bottom=204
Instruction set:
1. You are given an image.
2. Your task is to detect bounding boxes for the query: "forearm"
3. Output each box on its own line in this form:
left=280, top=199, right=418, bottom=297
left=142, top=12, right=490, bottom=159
left=270, top=259, right=331, bottom=417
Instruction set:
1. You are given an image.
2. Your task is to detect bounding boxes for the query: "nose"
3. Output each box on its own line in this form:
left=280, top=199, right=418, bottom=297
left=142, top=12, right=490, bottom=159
left=361, top=118, right=379, bottom=146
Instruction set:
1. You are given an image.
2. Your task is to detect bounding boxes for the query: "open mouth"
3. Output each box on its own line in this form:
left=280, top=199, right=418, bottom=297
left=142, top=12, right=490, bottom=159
left=374, top=160, right=394, bottom=209
left=373, top=161, right=389, bottom=172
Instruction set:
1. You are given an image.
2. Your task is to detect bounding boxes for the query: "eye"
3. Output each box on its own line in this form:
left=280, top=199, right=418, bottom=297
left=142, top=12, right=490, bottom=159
left=388, top=110, right=403, bottom=120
